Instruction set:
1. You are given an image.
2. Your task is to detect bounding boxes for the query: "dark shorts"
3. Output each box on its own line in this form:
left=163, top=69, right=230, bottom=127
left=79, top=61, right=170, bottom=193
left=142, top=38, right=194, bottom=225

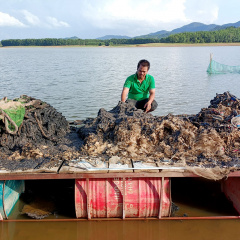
left=126, top=98, right=158, bottom=112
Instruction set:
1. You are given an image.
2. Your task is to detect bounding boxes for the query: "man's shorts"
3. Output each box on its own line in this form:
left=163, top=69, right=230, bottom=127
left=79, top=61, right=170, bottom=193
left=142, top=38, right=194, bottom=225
left=126, top=98, right=158, bottom=112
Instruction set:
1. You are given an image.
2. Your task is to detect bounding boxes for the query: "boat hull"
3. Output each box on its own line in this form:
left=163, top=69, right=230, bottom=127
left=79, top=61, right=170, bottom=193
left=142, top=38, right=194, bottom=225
left=222, top=177, right=240, bottom=214
left=0, top=180, right=25, bottom=219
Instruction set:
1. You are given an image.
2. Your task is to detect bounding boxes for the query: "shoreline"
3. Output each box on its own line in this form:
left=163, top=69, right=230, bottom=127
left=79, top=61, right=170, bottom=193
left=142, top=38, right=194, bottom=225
left=1, top=42, right=240, bottom=48
left=134, top=42, right=240, bottom=47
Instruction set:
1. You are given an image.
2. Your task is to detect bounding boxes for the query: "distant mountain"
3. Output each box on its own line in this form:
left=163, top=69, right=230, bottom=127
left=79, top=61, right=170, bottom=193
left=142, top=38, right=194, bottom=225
left=134, top=30, right=171, bottom=39
left=171, top=22, right=219, bottom=33
left=64, top=36, right=79, bottom=39
left=96, top=35, right=131, bottom=40
left=137, top=22, right=220, bottom=39
left=212, top=21, right=240, bottom=31
left=96, top=21, right=240, bottom=40
left=134, top=21, right=240, bottom=39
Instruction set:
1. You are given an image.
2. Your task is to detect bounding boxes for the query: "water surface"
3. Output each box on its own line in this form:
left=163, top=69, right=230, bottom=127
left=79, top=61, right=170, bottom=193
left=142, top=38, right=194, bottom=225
left=1, top=46, right=240, bottom=120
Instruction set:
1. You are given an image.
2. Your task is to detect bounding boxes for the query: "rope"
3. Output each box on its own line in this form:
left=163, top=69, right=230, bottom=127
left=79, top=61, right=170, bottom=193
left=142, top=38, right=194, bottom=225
left=34, top=112, right=51, bottom=139
left=0, top=109, right=18, bottom=135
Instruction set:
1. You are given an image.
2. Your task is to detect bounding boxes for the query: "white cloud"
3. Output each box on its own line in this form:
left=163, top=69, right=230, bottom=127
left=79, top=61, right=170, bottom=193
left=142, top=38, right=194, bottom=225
left=196, top=5, right=219, bottom=23
left=109, top=0, right=187, bottom=23
left=210, top=6, right=219, bottom=23
left=185, top=0, right=220, bottom=24
left=21, top=10, right=41, bottom=26
left=20, top=10, right=70, bottom=29
left=82, top=0, right=189, bottom=28
left=46, top=17, right=70, bottom=28
left=0, top=12, right=26, bottom=27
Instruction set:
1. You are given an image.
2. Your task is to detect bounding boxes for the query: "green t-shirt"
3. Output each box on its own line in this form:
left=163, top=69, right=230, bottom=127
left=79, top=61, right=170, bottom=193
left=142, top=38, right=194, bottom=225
left=123, top=73, right=155, bottom=101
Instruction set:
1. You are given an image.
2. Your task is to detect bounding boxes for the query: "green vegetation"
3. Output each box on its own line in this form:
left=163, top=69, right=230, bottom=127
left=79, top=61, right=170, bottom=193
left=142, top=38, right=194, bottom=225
left=1, top=27, right=240, bottom=47
left=160, top=27, right=240, bottom=43
left=0, top=38, right=104, bottom=46
left=0, top=38, right=160, bottom=47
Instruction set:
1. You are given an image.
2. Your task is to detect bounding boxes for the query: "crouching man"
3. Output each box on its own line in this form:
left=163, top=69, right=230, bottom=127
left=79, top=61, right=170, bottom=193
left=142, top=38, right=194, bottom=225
left=121, top=59, right=158, bottom=112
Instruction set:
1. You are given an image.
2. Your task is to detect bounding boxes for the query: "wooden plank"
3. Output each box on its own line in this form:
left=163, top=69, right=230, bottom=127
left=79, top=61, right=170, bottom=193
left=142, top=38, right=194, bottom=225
left=59, top=156, right=108, bottom=174
left=156, top=160, right=185, bottom=173
left=31, top=159, right=63, bottom=173
left=108, top=156, right=133, bottom=173
left=132, top=160, right=159, bottom=173
left=0, top=171, right=200, bottom=180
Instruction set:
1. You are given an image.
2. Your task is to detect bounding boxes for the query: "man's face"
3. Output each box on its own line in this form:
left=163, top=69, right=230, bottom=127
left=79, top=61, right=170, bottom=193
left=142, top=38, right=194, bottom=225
left=137, top=65, right=148, bottom=81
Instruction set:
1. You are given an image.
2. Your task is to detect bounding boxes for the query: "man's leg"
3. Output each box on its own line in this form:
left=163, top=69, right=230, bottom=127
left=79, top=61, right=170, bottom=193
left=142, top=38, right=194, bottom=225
left=136, top=98, right=158, bottom=112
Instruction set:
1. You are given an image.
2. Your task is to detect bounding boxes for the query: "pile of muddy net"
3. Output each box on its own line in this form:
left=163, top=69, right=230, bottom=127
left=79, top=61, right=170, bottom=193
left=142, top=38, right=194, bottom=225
left=78, top=91, right=240, bottom=179
left=0, top=95, right=75, bottom=161
left=1, top=92, right=240, bottom=180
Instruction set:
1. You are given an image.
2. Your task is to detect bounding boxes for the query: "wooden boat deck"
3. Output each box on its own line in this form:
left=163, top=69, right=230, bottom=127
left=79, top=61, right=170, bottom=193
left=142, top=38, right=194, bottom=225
left=0, top=157, right=240, bottom=180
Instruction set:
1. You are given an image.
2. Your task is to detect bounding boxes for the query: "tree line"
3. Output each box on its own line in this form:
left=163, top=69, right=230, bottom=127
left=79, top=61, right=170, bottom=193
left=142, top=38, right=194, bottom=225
left=1, top=38, right=103, bottom=46
left=1, top=27, right=240, bottom=47
left=160, top=27, right=240, bottom=43
left=0, top=38, right=161, bottom=47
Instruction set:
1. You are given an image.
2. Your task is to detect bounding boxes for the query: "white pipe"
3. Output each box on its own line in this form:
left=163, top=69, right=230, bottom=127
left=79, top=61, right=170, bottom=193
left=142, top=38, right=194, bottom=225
left=82, top=167, right=187, bottom=171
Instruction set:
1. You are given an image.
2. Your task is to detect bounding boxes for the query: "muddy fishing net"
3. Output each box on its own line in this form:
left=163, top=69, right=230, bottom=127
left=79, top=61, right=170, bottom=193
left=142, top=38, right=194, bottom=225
left=0, top=95, right=71, bottom=161
left=1, top=92, right=240, bottom=180
left=79, top=91, right=240, bottom=180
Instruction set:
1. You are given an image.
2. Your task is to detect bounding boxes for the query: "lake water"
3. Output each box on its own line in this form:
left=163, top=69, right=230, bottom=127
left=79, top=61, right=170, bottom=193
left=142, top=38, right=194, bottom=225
left=1, top=46, right=240, bottom=121
left=1, top=46, right=240, bottom=239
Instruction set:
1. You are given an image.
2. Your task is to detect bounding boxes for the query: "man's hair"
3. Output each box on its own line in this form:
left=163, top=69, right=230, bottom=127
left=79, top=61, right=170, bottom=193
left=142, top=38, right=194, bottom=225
left=137, top=59, right=150, bottom=70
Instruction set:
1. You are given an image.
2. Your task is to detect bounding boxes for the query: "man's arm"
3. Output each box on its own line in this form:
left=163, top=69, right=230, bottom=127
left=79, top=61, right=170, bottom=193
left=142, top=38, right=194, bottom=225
left=121, top=87, right=129, bottom=102
left=144, top=89, right=155, bottom=112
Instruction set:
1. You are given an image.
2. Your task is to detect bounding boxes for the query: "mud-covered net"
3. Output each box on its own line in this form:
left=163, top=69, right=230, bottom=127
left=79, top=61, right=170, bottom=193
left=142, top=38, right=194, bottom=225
left=0, top=95, right=71, bottom=160
left=1, top=92, right=240, bottom=180
left=79, top=91, right=240, bottom=180
left=207, top=59, right=240, bottom=74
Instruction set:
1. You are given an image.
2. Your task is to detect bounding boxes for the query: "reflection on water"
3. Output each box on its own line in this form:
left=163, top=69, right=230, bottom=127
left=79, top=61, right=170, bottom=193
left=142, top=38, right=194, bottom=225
left=1, top=219, right=240, bottom=240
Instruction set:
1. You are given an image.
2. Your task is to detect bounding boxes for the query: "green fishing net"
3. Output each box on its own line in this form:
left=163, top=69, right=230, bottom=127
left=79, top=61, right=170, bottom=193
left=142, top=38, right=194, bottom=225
left=0, top=102, right=25, bottom=131
left=207, top=60, right=240, bottom=74
left=3, top=106, right=25, bottom=130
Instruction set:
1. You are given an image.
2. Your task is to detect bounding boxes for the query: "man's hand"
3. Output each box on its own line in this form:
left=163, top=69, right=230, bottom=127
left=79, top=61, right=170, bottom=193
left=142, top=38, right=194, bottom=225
left=144, top=89, right=155, bottom=112
left=144, top=101, right=152, bottom=112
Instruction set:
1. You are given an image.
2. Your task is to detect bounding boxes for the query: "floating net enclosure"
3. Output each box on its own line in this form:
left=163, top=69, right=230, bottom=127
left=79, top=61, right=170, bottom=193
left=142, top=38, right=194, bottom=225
left=207, top=54, right=240, bottom=74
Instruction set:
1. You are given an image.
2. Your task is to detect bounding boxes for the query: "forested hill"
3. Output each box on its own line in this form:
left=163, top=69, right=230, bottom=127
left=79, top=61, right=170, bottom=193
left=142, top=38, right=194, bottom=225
left=1, top=27, right=240, bottom=47
left=160, top=27, right=240, bottom=43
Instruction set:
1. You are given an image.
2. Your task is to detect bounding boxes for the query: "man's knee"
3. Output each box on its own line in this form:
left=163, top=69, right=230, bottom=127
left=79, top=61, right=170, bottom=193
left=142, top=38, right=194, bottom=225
left=151, top=100, right=158, bottom=111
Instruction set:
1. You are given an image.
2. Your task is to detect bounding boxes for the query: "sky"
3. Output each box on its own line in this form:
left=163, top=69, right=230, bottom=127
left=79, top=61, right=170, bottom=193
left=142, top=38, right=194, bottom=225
left=0, top=0, right=240, bottom=40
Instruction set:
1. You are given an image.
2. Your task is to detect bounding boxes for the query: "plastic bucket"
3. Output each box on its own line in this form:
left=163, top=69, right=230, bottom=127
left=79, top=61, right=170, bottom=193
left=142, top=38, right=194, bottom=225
left=75, top=177, right=171, bottom=219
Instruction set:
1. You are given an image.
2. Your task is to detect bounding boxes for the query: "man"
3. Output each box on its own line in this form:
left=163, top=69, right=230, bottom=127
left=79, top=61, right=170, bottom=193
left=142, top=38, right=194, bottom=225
left=121, top=59, right=158, bottom=112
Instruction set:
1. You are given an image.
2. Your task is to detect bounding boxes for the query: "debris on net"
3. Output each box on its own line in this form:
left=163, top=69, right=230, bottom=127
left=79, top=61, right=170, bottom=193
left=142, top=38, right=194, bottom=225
left=1, top=92, right=240, bottom=180
left=78, top=91, right=240, bottom=179
left=0, top=95, right=81, bottom=165
left=21, top=197, right=55, bottom=219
